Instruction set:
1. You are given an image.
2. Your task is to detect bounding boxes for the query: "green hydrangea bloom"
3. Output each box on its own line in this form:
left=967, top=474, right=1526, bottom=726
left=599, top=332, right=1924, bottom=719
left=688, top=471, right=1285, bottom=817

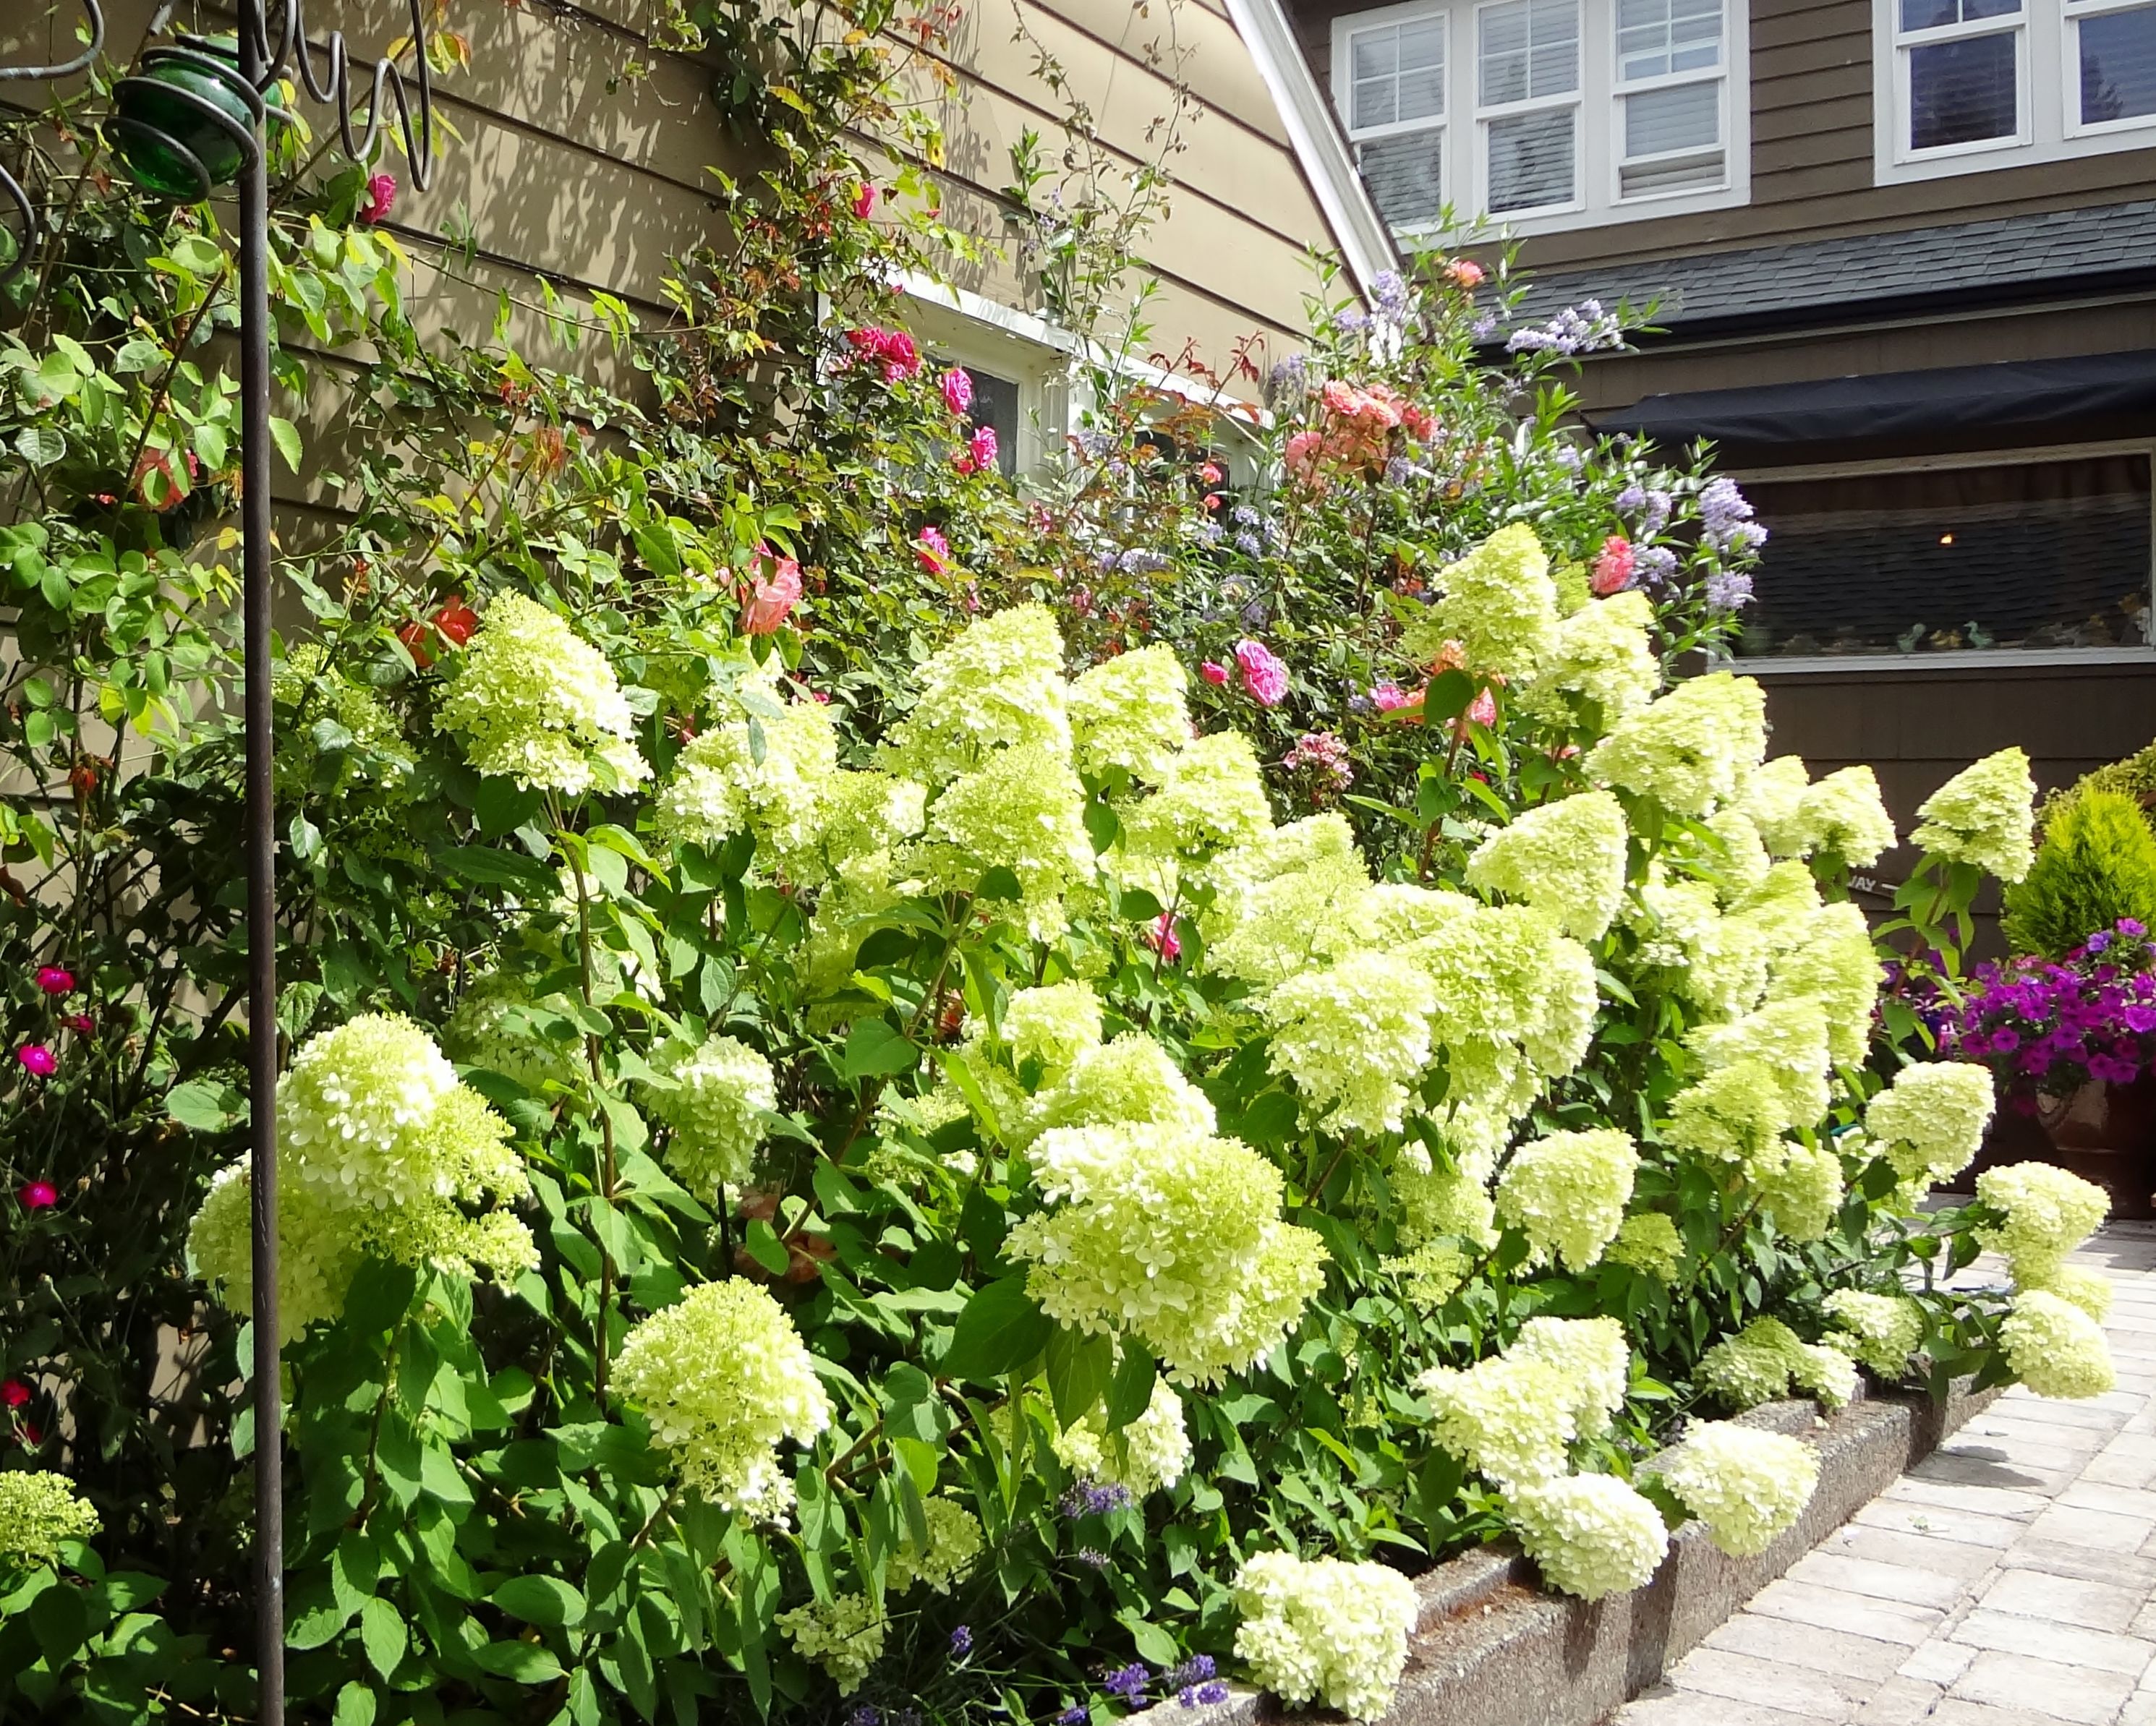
left=1820, top=1290, right=1925, bottom=1377
left=444, top=973, right=576, bottom=1095
left=1588, top=672, right=1766, bottom=818
left=1658, top=1421, right=1818, bottom=1557
left=1232, top=1552, right=1420, bottom=1725
left=274, top=641, right=414, bottom=793
left=2044, top=1263, right=2114, bottom=1321
left=882, top=603, right=1070, bottom=785
left=1533, top=589, right=1661, bottom=720
left=0, top=1471, right=98, bottom=1568
left=1912, top=748, right=2037, bottom=883
left=1007, top=1123, right=1328, bottom=1385
left=1049, top=1375, right=1190, bottom=1495
left=2002, top=1289, right=2116, bottom=1399
left=1765, top=902, right=1881, bottom=1068
left=1465, top=790, right=1630, bottom=941
left=1792, top=766, right=1897, bottom=866
left=1115, top=731, right=1275, bottom=886
left=987, top=981, right=1104, bottom=1079
left=655, top=671, right=857, bottom=878
left=436, top=592, right=649, bottom=795
left=1702, top=808, right=1773, bottom=894
left=189, top=1017, right=532, bottom=1340
left=1410, top=523, right=1559, bottom=680
left=1976, top=1162, right=2110, bottom=1284
left=1865, top=1062, right=1995, bottom=1187
left=1386, top=1239, right=1475, bottom=1311
left=915, top=741, right=1094, bottom=939
left=642, top=1033, right=777, bottom=1196
left=1509, top=1473, right=1669, bottom=1602
left=1495, top=1129, right=1638, bottom=1272
left=1697, top=1316, right=1809, bottom=1409
left=1067, top=644, right=1188, bottom=781
left=1021, top=1033, right=1217, bottom=1144
left=1203, top=814, right=1371, bottom=987
left=1742, top=756, right=1812, bottom=858
left=1687, top=996, right=1833, bottom=1127
left=1666, top=1060, right=1792, bottom=1174
left=1755, top=1138, right=1845, bottom=1243
left=1509, top=1315, right=1630, bottom=1440
left=1607, top=1212, right=1685, bottom=1281
left=1394, top=1156, right=1499, bottom=1249
left=615, top=1280, right=833, bottom=1518
left=1729, top=860, right=1825, bottom=953
left=886, top=1498, right=986, bottom=1593
left=1262, top=952, right=1437, bottom=1136
left=777, top=1592, right=887, bottom=1695
left=1419, top=1353, right=1580, bottom=1489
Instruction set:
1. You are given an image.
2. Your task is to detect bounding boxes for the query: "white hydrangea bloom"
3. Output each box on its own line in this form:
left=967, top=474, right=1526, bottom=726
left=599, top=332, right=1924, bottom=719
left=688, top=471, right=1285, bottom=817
left=1232, top=1551, right=1420, bottom=1723
left=1743, top=756, right=1812, bottom=858
left=1791, top=766, right=1897, bottom=866
left=642, top=1034, right=777, bottom=1196
left=1509, top=1315, right=1632, bottom=1440
left=1687, top=997, right=1833, bottom=1128
left=1765, top=902, right=1881, bottom=1068
left=436, top=591, right=648, bottom=795
left=1911, top=748, right=2037, bottom=883
left=2001, top=1289, right=2116, bottom=1399
left=1820, top=1290, right=1926, bottom=1377
left=1419, top=1353, right=1579, bottom=1489
left=1261, top=952, right=1437, bottom=1136
left=615, top=1281, right=833, bottom=1518
left=1495, top=1129, right=1638, bottom=1272
left=1509, top=1472, right=1669, bottom=1601
left=1588, top=672, right=1767, bottom=818
left=882, top=602, right=1072, bottom=785
left=886, top=1498, right=985, bottom=1594
left=1865, top=1062, right=1995, bottom=1189
left=0, top=1471, right=99, bottom=1567
left=1203, top=815, right=1371, bottom=988
left=1465, top=790, right=1630, bottom=941
left=1068, top=644, right=1189, bottom=781
left=986, top=981, right=1104, bottom=1079
left=777, top=1592, right=886, bottom=1694
left=1050, top=1375, right=1191, bottom=1495
left=1658, top=1420, right=1819, bottom=1557
left=1976, top=1163, right=2111, bottom=1285
left=1535, top=589, right=1661, bottom=719
left=1115, top=731, right=1276, bottom=880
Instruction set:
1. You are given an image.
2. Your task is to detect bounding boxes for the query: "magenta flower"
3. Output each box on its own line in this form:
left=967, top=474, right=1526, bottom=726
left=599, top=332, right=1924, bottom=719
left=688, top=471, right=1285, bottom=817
left=1464, top=688, right=1498, bottom=727
left=741, top=545, right=803, bottom=636
left=17, top=1181, right=56, bottom=1210
left=1199, top=660, right=1228, bottom=686
left=358, top=172, right=396, bottom=225
left=1370, top=681, right=1413, bottom=712
left=34, top=967, right=72, bottom=995
left=1590, top=535, right=1636, bottom=596
left=915, top=526, right=950, bottom=573
left=62, top=1014, right=92, bottom=1035
left=14, top=1045, right=55, bottom=1077
left=1233, top=639, right=1289, bottom=706
left=942, top=367, right=973, bottom=416
left=0, top=1380, right=27, bottom=1409
left=1146, top=912, right=1182, bottom=962
left=966, top=425, right=998, bottom=473
left=852, top=182, right=877, bottom=220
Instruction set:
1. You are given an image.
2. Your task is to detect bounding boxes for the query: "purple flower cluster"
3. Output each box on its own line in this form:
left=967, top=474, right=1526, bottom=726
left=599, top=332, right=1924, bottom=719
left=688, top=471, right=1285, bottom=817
left=1700, top=477, right=1768, bottom=553
left=1635, top=545, right=1679, bottom=587
left=1505, top=299, right=1622, bottom=356
left=1061, top=1482, right=1135, bottom=1518
left=1702, top=569, right=1755, bottom=613
left=1104, top=1663, right=1151, bottom=1702
left=1265, top=354, right=1308, bottom=405
left=1939, top=919, right=2156, bottom=1094
left=1371, top=268, right=1410, bottom=322
left=1166, top=1655, right=1230, bottom=1707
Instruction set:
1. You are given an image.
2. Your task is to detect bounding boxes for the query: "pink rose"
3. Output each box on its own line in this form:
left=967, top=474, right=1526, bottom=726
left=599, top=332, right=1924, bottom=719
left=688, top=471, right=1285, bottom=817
left=915, top=525, right=950, bottom=573
left=1446, top=258, right=1485, bottom=289
left=853, top=183, right=877, bottom=220
left=954, top=424, right=997, bottom=474
left=0, top=1380, right=27, bottom=1409
left=1284, top=430, right=1324, bottom=481
left=942, top=368, right=973, bottom=415
left=1371, top=682, right=1412, bottom=712
left=35, top=967, right=72, bottom=995
left=14, top=1045, right=55, bottom=1077
left=1234, top=639, right=1290, bottom=707
left=1199, top=659, right=1229, bottom=686
left=1590, top=535, right=1636, bottom=596
left=1146, top=912, right=1182, bottom=962
left=359, top=172, right=396, bottom=225
left=17, top=1181, right=56, bottom=1210
left=1465, top=688, right=1497, bottom=727
left=1198, top=461, right=1224, bottom=485
left=741, top=546, right=803, bottom=636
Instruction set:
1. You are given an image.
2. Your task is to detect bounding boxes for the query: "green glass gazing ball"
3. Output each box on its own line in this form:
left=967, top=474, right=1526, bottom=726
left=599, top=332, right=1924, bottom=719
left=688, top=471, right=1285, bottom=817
left=114, top=51, right=256, bottom=198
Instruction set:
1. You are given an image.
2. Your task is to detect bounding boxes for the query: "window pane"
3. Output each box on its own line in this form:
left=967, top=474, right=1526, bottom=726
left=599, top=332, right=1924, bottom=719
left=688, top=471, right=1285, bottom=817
left=1354, top=76, right=1399, bottom=128
left=2081, top=6, right=2156, bottom=121
left=1627, top=81, right=1720, bottom=154
left=1358, top=131, right=1446, bottom=226
left=1399, top=17, right=1449, bottom=118
left=1901, top=0, right=1959, bottom=29
left=1909, top=33, right=2019, bottom=148
left=1486, top=108, right=1576, bottom=206
left=969, top=371, right=1022, bottom=477
left=1617, top=0, right=1721, bottom=80
left=1352, top=29, right=1398, bottom=81
left=1736, top=456, right=2155, bottom=658
left=1480, top=0, right=1578, bottom=103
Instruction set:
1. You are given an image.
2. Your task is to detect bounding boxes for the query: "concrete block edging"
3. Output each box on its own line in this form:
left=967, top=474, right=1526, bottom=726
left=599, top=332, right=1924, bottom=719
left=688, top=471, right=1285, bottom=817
left=1135, top=1379, right=1998, bottom=1726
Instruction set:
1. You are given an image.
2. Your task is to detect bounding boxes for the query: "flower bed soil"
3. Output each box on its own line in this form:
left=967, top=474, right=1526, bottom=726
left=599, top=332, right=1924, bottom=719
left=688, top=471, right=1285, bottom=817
left=1138, top=1379, right=1996, bottom=1726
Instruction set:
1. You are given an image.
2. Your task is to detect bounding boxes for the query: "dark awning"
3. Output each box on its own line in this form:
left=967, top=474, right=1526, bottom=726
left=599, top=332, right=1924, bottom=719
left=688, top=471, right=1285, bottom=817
left=1587, top=350, right=2156, bottom=448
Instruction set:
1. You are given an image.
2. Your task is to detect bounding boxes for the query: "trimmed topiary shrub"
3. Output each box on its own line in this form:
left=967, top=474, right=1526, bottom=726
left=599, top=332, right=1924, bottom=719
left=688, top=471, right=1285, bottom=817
left=2003, top=787, right=2156, bottom=957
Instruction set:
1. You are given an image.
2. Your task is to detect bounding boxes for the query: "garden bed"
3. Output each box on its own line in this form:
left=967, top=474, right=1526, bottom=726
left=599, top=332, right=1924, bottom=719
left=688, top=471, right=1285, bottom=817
left=1139, top=1379, right=1996, bottom=1726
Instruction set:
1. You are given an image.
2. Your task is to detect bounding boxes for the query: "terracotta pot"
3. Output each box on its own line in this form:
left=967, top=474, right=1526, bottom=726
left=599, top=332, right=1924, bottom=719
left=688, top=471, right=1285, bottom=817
left=1968, top=1074, right=2156, bottom=1220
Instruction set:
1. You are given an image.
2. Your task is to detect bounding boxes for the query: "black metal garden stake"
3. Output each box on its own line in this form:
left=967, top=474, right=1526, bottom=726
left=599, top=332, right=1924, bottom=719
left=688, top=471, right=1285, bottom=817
left=3, top=7, right=436, bottom=1717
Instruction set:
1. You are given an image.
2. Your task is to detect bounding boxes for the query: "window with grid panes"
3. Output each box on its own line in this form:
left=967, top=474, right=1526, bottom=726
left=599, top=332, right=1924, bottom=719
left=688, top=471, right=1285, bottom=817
left=1334, top=0, right=1742, bottom=232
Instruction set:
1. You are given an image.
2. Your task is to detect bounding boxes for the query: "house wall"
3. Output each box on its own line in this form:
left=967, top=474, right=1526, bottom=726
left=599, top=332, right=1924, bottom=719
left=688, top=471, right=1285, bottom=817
left=1290, top=0, right=2156, bottom=271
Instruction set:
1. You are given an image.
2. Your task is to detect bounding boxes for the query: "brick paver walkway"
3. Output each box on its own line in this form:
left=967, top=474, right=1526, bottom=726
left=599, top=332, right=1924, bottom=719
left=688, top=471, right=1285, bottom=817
left=1618, top=1223, right=2156, bottom=1726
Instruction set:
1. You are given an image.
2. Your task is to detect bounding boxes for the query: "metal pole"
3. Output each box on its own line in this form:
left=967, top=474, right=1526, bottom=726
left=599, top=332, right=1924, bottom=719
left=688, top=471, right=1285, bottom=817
left=236, top=0, right=284, bottom=1717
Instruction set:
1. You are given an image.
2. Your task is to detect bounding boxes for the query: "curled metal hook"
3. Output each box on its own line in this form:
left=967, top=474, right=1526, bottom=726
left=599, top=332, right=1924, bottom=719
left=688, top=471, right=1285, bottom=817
left=250, top=0, right=439, bottom=195
left=0, top=0, right=108, bottom=282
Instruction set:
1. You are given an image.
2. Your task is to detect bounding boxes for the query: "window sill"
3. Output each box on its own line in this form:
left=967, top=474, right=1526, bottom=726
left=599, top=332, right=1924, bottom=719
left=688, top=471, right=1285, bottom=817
left=1726, top=646, right=2156, bottom=674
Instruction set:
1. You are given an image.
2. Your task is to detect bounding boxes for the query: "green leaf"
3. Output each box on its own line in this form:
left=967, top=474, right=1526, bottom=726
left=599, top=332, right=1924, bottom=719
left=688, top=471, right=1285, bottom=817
left=1102, top=1343, right=1156, bottom=1434
left=1117, top=1611, right=1180, bottom=1667
left=743, top=1219, right=791, bottom=1278
left=358, top=1595, right=407, bottom=1680
left=14, top=425, right=64, bottom=467
left=1044, top=1325, right=1113, bottom=1427
left=1417, top=1448, right=1465, bottom=1530
left=1423, top=667, right=1476, bottom=722
left=332, top=1681, right=378, bottom=1726
left=492, top=1573, right=586, bottom=1630
left=840, top=1020, right=919, bottom=1082
left=166, top=1079, right=244, bottom=1132
left=939, top=1276, right=1052, bottom=1382
left=976, top=866, right=1025, bottom=902
left=472, top=1640, right=566, bottom=1683
left=268, top=416, right=304, bottom=473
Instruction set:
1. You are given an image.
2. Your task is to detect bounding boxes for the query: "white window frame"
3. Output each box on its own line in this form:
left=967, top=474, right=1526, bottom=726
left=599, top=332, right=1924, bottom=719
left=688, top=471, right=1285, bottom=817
left=1332, top=0, right=1749, bottom=235
left=1725, top=439, right=2156, bottom=672
left=1873, top=0, right=2156, bottom=181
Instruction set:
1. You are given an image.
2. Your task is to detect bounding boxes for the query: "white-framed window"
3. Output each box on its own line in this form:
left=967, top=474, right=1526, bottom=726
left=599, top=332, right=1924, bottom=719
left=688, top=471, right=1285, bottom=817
left=888, top=289, right=1073, bottom=478
left=1727, top=441, right=2156, bottom=669
left=1875, top=0, right=2156, bottom=179
left=1333, top=0, right=1747, bottom=235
